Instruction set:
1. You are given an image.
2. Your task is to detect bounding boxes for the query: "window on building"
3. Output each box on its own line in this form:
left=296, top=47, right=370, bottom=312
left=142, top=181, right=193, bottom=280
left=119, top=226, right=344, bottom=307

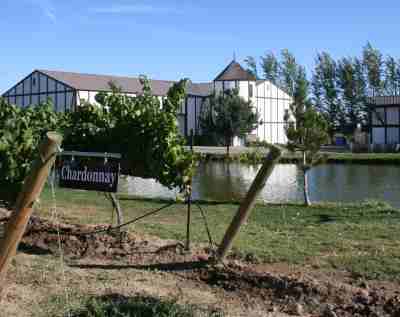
left=249, top=84, right=253, bottom=98
left=32, top=77, right=36, bottom=86
left=387, top=127, right=399, bottom=144
left=386, top=107, right=399, bottom=125
left=372, top=108, right=385, bottom=125
left=372, top=127, right=385, bottom=144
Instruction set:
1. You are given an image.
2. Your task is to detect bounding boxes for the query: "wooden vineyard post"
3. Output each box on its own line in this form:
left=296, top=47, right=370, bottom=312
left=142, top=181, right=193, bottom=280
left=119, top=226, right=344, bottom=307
left=185, top=129, right=194, bottom=251
left=110, top=193, right=124, bottom=228
left=216, top=145, right=281, bottom=262
left=0, top=132, right=62, bottom=297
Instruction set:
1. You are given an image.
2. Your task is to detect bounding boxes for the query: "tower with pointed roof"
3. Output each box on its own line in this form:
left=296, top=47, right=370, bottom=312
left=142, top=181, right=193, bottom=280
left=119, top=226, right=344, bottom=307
left=211, top=60, right=292, bottom=145
left=213, top=60, right=256, bottom=100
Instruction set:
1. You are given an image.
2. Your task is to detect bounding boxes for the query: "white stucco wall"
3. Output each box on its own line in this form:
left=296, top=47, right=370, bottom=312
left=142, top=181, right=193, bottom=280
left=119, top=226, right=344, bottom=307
left=183, top=79, right=292, bottom=145
left=253, top=81, right=291, bottom=144
left=76, top=90, right=137, bottom=107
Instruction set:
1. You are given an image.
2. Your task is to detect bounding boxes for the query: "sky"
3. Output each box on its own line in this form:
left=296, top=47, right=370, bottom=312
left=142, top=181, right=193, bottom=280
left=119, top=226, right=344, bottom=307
left=1, top=0, right=400, bottom=92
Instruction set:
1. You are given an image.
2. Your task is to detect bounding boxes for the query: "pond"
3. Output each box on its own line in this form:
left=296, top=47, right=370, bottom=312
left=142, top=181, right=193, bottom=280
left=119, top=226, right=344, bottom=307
left=119, top=162, right=400, bottom=208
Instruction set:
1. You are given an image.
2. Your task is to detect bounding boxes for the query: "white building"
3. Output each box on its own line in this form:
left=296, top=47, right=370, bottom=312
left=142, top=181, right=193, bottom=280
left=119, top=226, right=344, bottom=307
left=1, top=61, right=291, bottom=145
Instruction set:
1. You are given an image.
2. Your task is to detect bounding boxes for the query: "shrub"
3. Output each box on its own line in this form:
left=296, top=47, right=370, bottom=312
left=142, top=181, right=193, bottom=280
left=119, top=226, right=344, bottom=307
left=0, top=78, right=194, bottom=200
left=0, top=98, right=65, bottom=187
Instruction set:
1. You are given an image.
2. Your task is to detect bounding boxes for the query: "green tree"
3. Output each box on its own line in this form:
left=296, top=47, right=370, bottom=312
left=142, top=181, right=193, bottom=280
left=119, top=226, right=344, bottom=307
left=384, top=55, right=400, bottom=95
left=244, top=56, right=258, bottom=79
left=200, top=89, right=259, bottom=156
left=260, top=51, right=279, bottom=85
left=279, top=49, right=298, bottom=96
left=312, top=52, right=343, bottom=139
left=363, top=42, right=384, bottom=96
left=246, top=49, right=299, bottom=96
left=337, top=57, right=368, bottom=130
left=284, top=67, right=329, bottom=206
left=0, top=78, right=194, bottom=202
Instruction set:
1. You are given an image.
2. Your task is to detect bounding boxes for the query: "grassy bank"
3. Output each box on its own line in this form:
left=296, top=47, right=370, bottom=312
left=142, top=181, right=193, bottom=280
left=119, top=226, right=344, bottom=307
left=36, top=187, right=400, bottom=280
left=195, top=150, right=400, bottom=165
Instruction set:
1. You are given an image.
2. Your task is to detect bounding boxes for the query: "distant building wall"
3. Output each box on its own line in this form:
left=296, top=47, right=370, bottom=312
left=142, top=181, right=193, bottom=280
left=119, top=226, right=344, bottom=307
left=2, top=71, right=76, bottom=112
left=370, top=103, right=400, bottom=145
left=187, top=79, right=292, bottom=145
left=2, top=67, right=293, bottom=145
left=254, top=81, right=291, bottom=144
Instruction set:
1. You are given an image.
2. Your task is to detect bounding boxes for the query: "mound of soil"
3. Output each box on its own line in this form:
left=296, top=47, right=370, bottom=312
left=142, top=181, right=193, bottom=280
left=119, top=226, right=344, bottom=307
left=2, top=213, right=400, bottom=316
left=20, top=215, right=209, bottom=264
left=190, top=265, right=400, bottom=316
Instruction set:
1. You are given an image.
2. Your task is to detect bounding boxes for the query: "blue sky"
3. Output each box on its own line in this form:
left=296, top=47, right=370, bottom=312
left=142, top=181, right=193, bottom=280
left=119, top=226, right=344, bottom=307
left=1, top=0, right=400, bottom=92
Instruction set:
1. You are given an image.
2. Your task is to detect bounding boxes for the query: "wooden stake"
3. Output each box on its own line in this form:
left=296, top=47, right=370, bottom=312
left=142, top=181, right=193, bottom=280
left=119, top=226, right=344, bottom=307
left=110, top=193, right=124, bottom=227
left=185, top=129, right=194, bottom=251
left=216, top=145, right=281, bottom=262
left=0, top=132, right=62, bottom=297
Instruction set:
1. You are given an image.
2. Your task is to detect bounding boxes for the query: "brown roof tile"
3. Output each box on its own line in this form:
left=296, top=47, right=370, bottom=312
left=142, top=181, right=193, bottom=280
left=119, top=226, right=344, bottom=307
left=186, top=82, right=213, bottom=96
left=38, top=69, right=177, bottom=96
left=214, top=61, right=256, bottom=81
left=38, top=69, right=215, bottom=97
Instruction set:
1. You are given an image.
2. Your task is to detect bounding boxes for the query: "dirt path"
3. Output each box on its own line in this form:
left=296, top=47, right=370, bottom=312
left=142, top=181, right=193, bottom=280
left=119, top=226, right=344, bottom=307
left=1, top=212, right=400, bottom=316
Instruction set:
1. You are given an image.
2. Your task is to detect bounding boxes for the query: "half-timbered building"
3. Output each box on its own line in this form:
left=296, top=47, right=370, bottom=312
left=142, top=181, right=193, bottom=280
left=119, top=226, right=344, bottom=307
left=369, top=96, right=400, bottom=145
left=2, top=61, right=292, bottom=145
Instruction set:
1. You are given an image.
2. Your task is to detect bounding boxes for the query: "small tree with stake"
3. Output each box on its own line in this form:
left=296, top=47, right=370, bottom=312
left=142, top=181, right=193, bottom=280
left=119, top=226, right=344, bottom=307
left=284, top=67, right=329, bottom=206
left=200, top=88, right=259, bottom=156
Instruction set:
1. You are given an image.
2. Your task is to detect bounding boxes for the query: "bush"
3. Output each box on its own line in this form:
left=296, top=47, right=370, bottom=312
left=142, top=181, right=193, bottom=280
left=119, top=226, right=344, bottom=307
left=0, top=99, right=65, bottom=188
left=0, top=78, right=194, bottom=200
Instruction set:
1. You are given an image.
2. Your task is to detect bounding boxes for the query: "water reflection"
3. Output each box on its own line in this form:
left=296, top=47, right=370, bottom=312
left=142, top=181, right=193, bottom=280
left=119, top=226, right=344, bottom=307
left=119, top=162, right=400, bottom=208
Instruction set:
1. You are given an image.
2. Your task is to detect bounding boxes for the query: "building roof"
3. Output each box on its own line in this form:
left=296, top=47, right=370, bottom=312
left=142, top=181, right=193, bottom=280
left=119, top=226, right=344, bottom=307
left=214, top=60, right=256, bottom=81
left=37, top=69, right=213, bottom=97
left=38, top=69, right=177, bottom=96
left=186, top=82, right=213, bottom=96
left=368, top=96, right=400, bottom=106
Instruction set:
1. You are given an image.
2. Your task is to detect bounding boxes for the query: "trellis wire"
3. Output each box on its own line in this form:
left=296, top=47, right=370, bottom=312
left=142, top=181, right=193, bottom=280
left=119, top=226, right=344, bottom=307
left=49, top=159, right=71, bottom=316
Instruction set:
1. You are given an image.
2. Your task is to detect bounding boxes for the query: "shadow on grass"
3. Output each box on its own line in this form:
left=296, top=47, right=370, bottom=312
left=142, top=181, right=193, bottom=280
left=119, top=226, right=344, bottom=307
left=67, top=293, right=223, bottom=317
left=302, top=207, right=400, bottom=225
left=18, top=242, right=52, bottom=255
left=315, top=214, right=338, bottom=224
left=68, top=260, right=210, bottom=272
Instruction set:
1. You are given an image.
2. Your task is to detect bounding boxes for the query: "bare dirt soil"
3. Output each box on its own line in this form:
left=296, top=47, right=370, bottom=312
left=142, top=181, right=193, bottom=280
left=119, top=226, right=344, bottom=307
left=1, top=210, right=400, bottom=317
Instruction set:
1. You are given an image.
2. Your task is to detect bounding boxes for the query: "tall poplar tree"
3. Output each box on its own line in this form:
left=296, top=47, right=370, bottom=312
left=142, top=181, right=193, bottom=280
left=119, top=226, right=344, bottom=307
left=279, top=49, right=298, bottom=96
left=244, top=56, right=258, bottom=79
left=260, top=51, right=279, bottom=85
left=312, top=52, right=343, bottom=139
left=363, top=42, right=384, bottom=96
left=337, top=57, right=367, bottom=129
left=384, top=56, right=400, bottom=95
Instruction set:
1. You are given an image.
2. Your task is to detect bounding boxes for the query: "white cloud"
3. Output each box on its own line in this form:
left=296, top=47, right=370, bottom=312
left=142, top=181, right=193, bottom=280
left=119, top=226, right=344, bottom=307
left=90, top=4, right=183, bottom=15
left=44, top=7, right=57, bottom=23
left=29, top=0, right=57, bottom=23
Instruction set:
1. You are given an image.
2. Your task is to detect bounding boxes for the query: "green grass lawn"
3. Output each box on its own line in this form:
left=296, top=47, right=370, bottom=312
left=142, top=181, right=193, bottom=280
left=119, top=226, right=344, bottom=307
left=199, top=149, right=400, bottom=165
left=37, top=186, right=400, bottom=280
